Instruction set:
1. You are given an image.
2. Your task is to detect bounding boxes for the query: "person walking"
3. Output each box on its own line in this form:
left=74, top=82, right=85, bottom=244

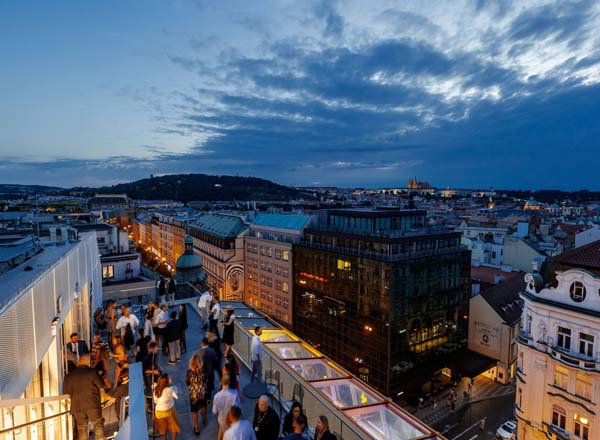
left=116, top=306, right=139, bottom=355
left=168, top=277, right=176, bottom=306
left=179, top=304, right=188, bottom=354
left=186, top=354, right=208, bottom=436
left=212, top=375, right=241, bottom=440
left=198, top=337, right=217, bottom=399
left=222, top=305, right=236, bottom=357
left=62, top=354, right=106, bottom=440
left=250, top=326, right=263, bottom=383
left=197, top=290, right=212, bottom=332
left=165, top=311, right=182, bottom=365
left=153, top=373, right=181, bottom=440
left=158, top=277, right=167, bottom=304
left=313, top=416, right=336, bottom=440
left=224, top=406, right=256, bottom=440
left=253, top=395, right=280, bottom=440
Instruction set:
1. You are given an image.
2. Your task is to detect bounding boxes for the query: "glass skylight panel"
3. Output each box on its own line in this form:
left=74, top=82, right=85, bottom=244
left=312, top=378, right=382, bottom=408
left=259, top=329, right=299, bottom=342
left=236, top=317, right=278, bottom=329
left=344, top=404, right=429, bottom=440
left=265, top=342, right=322, bottom=359
left=284, top=358, right=347, bottom=380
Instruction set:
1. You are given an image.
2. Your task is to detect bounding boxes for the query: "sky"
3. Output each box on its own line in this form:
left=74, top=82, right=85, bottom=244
left=1, top=0, right=600, bottom=190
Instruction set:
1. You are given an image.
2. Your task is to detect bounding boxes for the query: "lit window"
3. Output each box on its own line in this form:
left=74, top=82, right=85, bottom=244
left=576, top=374, right=593, bottom=400
left=570, top=281, right=586, bottom=302
left=282, top=282, right=289, bottom=293
left=337, top=259, right=351, bottom=270
left=282, top=250, right=289, bottom=261
left=102, top=265, right=114, bottom=279
left=574, top=416, right=589, bottom=440
left=553, top=365, right=569, bottom=389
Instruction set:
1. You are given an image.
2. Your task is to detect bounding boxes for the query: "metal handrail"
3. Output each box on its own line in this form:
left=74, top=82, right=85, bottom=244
left=0, top=410, right=70, bottom=435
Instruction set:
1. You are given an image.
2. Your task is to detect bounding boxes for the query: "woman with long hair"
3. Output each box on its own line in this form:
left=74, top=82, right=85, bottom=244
left=282, top=401, right=305, bottom=436
left=222, top=352, right=240, bottom=398
left=314, top=415, right=336, bottom=440
left=153, top=373, right=180, bottom=439
left=186, top=354, right=208, bottom=436
left=221, top=306, right=235, bottom=357
left=93, top=307, right=107, bottom=333
left=106, top=301, right=117, bottom=348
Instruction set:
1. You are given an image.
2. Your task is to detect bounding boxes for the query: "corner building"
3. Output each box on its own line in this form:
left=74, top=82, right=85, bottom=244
left=293, top=209, right=471, bottom=396
left=517, top=251, right=600, bottom=440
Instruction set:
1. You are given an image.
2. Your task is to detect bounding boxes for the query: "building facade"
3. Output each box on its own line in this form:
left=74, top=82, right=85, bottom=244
left=517, top=266, right=599, bottom=440
left=293, top=209, right=471, bottom=396
left=244, top=213, right=311, bottom=327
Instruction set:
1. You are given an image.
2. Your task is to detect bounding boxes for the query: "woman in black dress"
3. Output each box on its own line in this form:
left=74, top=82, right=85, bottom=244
left=186, top=354, right=207, bottom=436
left=221, top=306, right=235, bottom=357
left=179, top=304, right=188, bottom=354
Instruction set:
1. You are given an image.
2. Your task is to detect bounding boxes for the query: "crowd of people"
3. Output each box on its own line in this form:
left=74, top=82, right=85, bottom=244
left=62, top=288, right=337, bottom=440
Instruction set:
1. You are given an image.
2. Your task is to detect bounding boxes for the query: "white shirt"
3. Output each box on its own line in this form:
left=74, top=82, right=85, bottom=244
left=211, top=302, right=221, bottom=320
left=198, top=292, right=211, bottom=310
left=116, top=314, right=139, bottom=331
left=153, top=385, right=178, bottom=412
left=251, top=335, right=262, bottom=362
left=224, top=420, right=256, bottom=440
left=212, top=388, right=240, bottom=426
left=156, top=310, right=168, bottom=329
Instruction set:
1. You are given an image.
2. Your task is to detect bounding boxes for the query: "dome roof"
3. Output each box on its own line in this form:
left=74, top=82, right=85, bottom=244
left=184, top=235, right=194, bottom=245
left=176, top=252, right=202, bottom=269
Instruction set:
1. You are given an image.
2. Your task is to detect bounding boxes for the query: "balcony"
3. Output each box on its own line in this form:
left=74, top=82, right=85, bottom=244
left=549, top=346, right=598, bottom=371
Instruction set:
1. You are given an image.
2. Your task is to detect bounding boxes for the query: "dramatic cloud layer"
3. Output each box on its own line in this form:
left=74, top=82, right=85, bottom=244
left=1, top=0, right=600, bottom=188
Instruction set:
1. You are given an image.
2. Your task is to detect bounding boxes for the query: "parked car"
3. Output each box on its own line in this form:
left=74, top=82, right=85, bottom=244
left=496, top=420, right=517, bottom=439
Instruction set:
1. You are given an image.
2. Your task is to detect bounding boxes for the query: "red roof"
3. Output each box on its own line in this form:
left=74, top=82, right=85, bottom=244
left=471, top=266, right=521, bottom=284
left=555, top=239, right=600, bottom=270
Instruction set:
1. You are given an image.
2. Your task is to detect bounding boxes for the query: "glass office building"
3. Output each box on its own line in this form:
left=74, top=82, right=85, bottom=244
left=293, top=209, right=471, bottom=397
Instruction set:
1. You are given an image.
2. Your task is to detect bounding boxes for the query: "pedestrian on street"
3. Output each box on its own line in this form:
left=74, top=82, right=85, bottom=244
left=250, top=326, right=263, bottom=383
left=62, top=354, right=107, bottom=440
left=186, top=354, right=208, bottom=436
left=213, top=375, right=241, bottom=440
left=252, top=395, right=280, bottom=440
left=224, top=405, right=256, bottom=440
left=166, top=311, right=182, bottom=365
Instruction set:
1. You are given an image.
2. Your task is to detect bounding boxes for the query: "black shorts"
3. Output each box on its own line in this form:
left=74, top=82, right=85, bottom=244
left=190, top=399, right=207, bottom=412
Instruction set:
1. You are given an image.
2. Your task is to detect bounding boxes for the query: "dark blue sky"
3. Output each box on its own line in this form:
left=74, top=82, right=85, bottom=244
left=1, top=0, right=600, bottom=189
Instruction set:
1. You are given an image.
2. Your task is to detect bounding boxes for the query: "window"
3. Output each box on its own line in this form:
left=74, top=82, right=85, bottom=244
left=553, top=365, right=569, bottom=389
left=574, top=418, right=589, bottom=440
left=579, top=333, right=594, bottom=358
left=557, top=327, right=571, bottom=350
left=282, top=282, right=289, bottom=293
left=551, top=405, right=566, bottom=430
left=102, top=265, right=114, bottom=279
left=282, top=250, right=289, bottom=261
left=337, top=259, right=351, bottom=270
left=570, top=281, right=587, bottom=302
left=576, top=374, right=593, bottom=400
left=518, top=388, right=522, bottom=407
left=527, top=315, right=532, bottom=334
left=275, top=250, right=282, bottom=260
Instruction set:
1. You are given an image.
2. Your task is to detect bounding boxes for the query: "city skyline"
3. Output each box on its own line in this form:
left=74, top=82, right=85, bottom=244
left=2, top=1, right=600, bottom=189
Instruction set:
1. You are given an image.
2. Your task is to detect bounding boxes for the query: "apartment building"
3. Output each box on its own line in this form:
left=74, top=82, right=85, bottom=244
left=244, top=213, right=312, bottom=326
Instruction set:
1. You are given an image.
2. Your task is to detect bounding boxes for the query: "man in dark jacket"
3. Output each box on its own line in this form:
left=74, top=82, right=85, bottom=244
left=198, top=336, right=217, bottom=399
left=253, top=395, right=280, bottom=440
left=66, top=332, right=90, bottom=371
left=165, top=311, right=181, bottom=364
left=62, top=354, right=106, bottom=440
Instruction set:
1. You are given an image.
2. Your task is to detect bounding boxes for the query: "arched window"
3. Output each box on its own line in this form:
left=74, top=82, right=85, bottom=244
left=552, top=405, right=566, bottom=429
left=570, top=281, right=586, bottom=302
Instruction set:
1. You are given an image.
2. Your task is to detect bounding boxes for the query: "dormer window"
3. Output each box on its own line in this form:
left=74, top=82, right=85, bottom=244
left=570, top=281, right=586, bottom=302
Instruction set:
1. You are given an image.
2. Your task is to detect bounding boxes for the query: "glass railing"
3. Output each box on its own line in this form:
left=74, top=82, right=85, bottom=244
left=0, top=395, right=72, bottom=440
left=222, top=302, right=445, bottom=440
left=113, top=362, right=148, bottom=440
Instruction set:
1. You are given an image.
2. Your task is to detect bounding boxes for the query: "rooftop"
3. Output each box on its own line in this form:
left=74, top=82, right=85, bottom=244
left=479, top=276, right=524, bottom=325
left=251, top=213, right=311, bottom=232
left=554, top=239, right=600, bottom=271
left=190, top=214, right=248, bottom=238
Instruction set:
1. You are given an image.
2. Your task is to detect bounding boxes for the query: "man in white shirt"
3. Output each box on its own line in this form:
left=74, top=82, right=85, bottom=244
left=210, top=293, right=221, bottom=337
left=250, top=326, right=263, bottom=383
left=155, top=304, right=169, bottom=355
left=197, top=290, right=212, bottom=331
left=213, top=375, right=241, bottom=440
left=224, top=405, right=256, bottom=440
left=116, top=306, right=140, bottom=353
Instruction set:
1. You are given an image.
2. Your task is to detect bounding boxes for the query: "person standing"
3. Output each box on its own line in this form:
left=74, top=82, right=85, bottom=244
left=198, top=337, right=217, bottom=399
left=153, top=373, right=181, bottom=440
left=250, top=326, right=263, bottom=383
left=156, top=304, right=169, bottom=356
left=165, top=311, right=182, bottom=365
left=144, top=303, right=155, bottom=342
left=223, top=352, right=240, bottom=397
left=106, top=301, right=117, bottom=348
left=113, top=361, right=130, bottom=425
left=66, top=332, right=90, bottom=372
left=168, top=277, right=176, bottom=306
left=253, top=395, right=280, bottom=440
left=135, top=328, right=151, bottom=363
left=282, top=402, right=304, bottom=437
left=93, top=307, right=107, bottom=333
left=116, top=306, right=140, bottom=355
left=224, top=406, right=256, bottom=440
left=283, top=414, right=308, bottom=440
left=222, top=305, right=236, bottom=357
left=197, top=290, right=212, bottom=332
left=62, top=354, right=106, bottom=440
left=209, top=293, right=221, bottom=337
left=90, top=332, right=109, bottom=386
left=207, top=330, right=223, bottom=378
left=313, top=416, right=336, bottom=440
left=212, top=375, right=241, bottom=440
left=179, top=304, right=188, bottom=354
left=186, top=354, right=208, bottom=436
left=158, top=277, right=167, bottom=304
left=142, top=342, right=162, bottom=391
